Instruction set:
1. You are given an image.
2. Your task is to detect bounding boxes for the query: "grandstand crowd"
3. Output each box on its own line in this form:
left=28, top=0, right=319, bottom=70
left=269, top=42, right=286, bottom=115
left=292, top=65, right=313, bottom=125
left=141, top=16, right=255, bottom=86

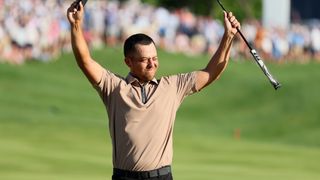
left=0, top=0, right=320, bottom=65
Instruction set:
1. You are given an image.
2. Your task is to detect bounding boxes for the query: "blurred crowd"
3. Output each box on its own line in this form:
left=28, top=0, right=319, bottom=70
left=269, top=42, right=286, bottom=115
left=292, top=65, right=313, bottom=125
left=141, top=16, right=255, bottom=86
left=0, top=0, right=70, bottom=64
left=1, top=0, right=320, bottom=65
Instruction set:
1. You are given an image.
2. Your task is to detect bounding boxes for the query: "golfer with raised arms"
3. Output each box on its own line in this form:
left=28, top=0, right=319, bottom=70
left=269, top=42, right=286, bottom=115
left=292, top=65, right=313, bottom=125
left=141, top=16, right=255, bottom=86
left=67, top=1, right=240, bottom=180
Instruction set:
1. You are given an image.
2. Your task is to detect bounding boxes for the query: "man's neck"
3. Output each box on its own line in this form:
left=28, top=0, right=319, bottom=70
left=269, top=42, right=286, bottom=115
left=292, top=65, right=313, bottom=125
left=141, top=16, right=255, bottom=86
left=128, top=72, right=158, bottom=85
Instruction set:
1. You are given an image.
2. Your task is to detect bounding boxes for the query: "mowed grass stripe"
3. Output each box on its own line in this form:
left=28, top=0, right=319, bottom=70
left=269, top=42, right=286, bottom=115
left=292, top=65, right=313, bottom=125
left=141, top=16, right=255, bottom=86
left=1, top=47, right=320, bottom=179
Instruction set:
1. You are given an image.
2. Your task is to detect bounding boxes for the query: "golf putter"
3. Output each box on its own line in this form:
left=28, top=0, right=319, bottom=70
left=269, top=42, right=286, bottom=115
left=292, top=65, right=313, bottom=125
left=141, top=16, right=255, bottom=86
left=217, top=0, right=281, bottom=90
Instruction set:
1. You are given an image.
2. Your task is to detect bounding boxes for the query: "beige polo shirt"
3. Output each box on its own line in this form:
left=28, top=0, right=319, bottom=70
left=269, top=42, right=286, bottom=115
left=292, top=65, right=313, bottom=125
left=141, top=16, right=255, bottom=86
left=94, top=69, right=198, bottom=171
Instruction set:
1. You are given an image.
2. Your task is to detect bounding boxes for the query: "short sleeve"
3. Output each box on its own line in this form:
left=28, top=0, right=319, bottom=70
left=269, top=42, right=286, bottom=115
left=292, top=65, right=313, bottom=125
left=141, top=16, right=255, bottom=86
left=167, top=71, right=198, bottom=103
left=93, top=69, right=123, bottom=102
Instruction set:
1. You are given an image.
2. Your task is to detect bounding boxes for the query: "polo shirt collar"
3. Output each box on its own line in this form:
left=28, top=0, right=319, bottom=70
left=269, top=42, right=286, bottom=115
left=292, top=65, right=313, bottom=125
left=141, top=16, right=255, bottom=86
left=126, top=73, right=158, bottom=85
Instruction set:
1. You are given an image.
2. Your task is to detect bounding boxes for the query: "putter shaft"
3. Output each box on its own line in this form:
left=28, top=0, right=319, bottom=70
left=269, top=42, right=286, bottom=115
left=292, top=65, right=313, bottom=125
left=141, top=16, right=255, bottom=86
left=216, top=0, right=281, bottom=90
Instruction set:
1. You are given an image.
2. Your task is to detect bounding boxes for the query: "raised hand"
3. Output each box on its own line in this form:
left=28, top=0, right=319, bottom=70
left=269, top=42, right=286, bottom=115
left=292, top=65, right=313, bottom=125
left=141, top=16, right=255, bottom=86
left=223, top=11, right=241, bottom=37
left=67, top=1, right=84, bottom=25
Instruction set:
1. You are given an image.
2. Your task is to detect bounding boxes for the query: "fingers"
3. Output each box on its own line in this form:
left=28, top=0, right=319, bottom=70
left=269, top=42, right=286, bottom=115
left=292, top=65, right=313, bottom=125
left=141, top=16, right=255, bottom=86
left=223, top=11, right=228, bottom=21
left=225, top=11, right=241, bottom=29
left=68, top=1, right=82, bottom=13
left=75, top=1, right=84, bottom=12
left=67, top=5, right=75, bottom=20
left=78, top=1, right=84, bottom=11
left=67, top=2, right=76, bottom=14
left=67, top=1, right=84, bottom=21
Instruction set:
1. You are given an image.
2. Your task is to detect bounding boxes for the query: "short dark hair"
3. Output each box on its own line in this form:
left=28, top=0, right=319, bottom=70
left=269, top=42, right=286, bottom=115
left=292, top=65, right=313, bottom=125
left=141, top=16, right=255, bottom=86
left=123, top=33, right=155, bottom=57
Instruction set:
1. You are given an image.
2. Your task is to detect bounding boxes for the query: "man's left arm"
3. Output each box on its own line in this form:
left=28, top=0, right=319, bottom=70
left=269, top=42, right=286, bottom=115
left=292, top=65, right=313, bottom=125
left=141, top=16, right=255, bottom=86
left=195, top=11, right=240, bottom=91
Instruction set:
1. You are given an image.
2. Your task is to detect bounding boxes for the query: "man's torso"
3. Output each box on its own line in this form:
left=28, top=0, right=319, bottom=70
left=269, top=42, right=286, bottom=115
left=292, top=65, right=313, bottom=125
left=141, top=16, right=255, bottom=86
left=94, top=70, right=197, bottom=171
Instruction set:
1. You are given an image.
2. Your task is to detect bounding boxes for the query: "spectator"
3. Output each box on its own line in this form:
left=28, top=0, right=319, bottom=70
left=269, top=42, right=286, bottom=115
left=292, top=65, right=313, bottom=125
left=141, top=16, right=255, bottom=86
left=0, top=0, right=320, bottom=64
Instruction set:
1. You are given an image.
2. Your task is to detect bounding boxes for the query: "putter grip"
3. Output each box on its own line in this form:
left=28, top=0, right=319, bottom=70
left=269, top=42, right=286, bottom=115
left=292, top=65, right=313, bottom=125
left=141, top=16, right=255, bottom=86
left=76, top=0, right=88, bottom=10
left=250, top=49, right=281, bottom=90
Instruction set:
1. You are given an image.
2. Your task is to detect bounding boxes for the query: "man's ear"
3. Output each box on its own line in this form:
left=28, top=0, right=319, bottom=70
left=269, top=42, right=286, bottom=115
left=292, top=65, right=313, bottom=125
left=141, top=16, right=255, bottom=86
left=125, top=57, right=132, bottom=67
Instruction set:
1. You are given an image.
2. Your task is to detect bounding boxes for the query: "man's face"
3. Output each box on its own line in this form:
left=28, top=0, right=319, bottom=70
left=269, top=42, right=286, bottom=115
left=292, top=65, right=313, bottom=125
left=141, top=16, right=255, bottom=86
left=125, top=43, right=159, bottom=83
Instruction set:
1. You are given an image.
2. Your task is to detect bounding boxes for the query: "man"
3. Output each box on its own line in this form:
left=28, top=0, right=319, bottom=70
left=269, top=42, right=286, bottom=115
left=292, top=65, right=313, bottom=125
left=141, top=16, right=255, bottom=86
left=67, top=1, right=240, bottom=180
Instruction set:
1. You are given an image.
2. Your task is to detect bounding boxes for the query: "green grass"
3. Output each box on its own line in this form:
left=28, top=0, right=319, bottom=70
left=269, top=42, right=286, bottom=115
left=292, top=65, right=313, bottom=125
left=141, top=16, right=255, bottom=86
left=1, top=46, right=320, bottom=180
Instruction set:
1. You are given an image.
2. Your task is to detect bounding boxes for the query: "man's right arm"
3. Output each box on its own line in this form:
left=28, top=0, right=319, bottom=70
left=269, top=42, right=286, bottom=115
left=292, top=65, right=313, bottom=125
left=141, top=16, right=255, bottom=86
left=67, top=1, right=103, bottom=85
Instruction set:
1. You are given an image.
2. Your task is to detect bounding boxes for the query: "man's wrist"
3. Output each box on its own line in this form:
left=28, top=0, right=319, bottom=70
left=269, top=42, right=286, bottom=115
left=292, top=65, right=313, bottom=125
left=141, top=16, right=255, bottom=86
left=222, top=31, right=235, bottom=43
left=72, top=21, right=82, bottom=31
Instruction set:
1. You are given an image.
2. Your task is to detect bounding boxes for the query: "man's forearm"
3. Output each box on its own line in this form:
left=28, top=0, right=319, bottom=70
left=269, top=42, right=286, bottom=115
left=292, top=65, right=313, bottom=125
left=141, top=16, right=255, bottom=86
left=203, top=33, right=233, bottom=81
left=195, top=11, right=240, bottom=91
left=70, top=22, right=91, bottom=67
left=67, top=2, right=103, bottom=85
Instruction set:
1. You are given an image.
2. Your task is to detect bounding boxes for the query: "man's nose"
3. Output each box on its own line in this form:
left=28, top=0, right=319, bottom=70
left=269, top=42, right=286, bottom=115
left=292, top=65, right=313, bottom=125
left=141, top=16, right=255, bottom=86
left=147, top=58, right=153, bottom=67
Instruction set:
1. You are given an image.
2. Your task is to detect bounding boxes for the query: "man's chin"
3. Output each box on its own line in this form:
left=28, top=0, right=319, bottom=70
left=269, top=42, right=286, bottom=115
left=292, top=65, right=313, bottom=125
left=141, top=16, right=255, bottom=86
left=144, top=74, right=156, bottom=82
left=145, top=71, right=156, bottom=79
